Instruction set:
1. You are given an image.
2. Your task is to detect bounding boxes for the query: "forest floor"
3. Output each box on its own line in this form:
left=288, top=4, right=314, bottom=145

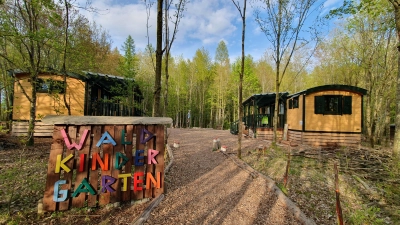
left=0, top=128, right=399, bottom=224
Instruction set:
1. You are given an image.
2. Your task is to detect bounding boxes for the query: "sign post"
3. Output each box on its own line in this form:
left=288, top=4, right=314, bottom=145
left=41, top=116, right=172, bottom=211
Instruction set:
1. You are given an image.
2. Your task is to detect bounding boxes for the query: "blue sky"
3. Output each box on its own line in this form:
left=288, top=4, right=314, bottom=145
left=77, top=0, right=343, bottom=62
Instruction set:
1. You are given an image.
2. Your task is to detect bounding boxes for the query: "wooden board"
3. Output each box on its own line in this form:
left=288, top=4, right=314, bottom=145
left=71, top=126, right=91, bottom=208
left=43, top=126, right=65, bottom=211
left=11, top=121, right=54, bottom=137
left=133, top=125, right=145, bottom=200
left=144, top=125, right=155, bottom=198
left=154, top=125, right=165, bottom=197
left=111, top=125, right=123, bottom=203
left=99, top=125, right=114, bottom=206
left=59, top=126, right=76, bottom=211
left=87, top=126, right=102, bottom=207
left=42, top=115, right=172, bottom=125
left=122, top=125, right=134, bottom=202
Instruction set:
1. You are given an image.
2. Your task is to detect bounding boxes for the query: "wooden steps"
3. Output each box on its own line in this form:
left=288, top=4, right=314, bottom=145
left=11, top=121, right=53, bottom=137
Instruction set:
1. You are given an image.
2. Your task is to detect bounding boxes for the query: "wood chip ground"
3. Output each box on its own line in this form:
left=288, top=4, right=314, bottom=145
left=141, top=128, right=312, bottom=225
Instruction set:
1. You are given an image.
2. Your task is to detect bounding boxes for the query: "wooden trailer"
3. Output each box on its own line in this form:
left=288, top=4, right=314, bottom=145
left=242, top=92, right=288, bottom=139
left=8, top=70, right=142, bottom=136
left=286, top=85, right=367, bottom=147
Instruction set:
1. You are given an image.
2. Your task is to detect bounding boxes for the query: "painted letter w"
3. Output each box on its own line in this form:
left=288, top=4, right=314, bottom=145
left=61, top=129, right=89, bottom=150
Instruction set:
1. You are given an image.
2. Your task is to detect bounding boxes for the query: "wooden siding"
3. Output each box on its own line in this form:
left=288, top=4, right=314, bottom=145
left=305, top=91, right=362, bottom=132
left=288, top=130, right=302, bottom=143
left=12, top=74, right=85, bottom=120
left=286, top=95, right=304, bottom=131
left=288, top=130, right=361, bottom=147
left=256, top=128, right=283, bottom=140
left=11, top=121, right=54, bottom=137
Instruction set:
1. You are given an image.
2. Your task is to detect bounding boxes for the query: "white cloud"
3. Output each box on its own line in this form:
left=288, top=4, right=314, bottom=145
left=77, top=0, right=156, bottom=52
left=178, top=0, right=238, bottom=45
left=73, top=0, right=277, bottom=60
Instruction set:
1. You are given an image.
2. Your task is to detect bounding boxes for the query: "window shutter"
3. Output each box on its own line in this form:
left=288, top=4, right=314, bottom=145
left=343, top=96, right=352, bottom=114
left=289, top=99, right=293, bottom=109
left=314, top=96, right=324, bottom=114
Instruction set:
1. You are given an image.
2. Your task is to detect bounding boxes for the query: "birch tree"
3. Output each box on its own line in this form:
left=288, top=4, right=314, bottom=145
left=213, top=41, right=231, bottom=129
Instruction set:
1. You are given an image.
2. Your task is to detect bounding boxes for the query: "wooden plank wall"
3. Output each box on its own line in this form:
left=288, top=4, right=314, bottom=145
left=43, top=124, right=165, bottom=211
left=302, top=132, right=361, bottom=147
left=288, top=130, right=302, bottom=144
left=12, top=121, right=53, bottom=137
left=288, top=130, right=361, bottom=147
left=256, top=128, right=283, bottom=140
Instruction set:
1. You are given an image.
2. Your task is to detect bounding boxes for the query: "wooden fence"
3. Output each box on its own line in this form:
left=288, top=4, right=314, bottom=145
left=41, top=116, right=172, bottom=211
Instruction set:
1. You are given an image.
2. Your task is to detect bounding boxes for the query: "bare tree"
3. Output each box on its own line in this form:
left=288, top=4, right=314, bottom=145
left=388, top=0, right=400, bottom=159
left=163, top=0, right=187, bottom=116
left=232, top=0, right=247, bottom=159
left=144, top=0, right=187, bottom=117
left=254, top=0, right=324, bottom=144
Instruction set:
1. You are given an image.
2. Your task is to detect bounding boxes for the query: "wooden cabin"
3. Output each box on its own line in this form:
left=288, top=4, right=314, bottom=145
left=236, top=84, right=368, bottom=147
left=242, top=92, right=289, bottom=139
left=286, top=85, right=367, bottom=147
left=8, top=70, right=142, bottom=136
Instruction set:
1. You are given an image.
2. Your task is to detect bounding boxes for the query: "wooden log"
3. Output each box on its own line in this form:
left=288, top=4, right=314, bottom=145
left=334, top=162, right=344, bottom=225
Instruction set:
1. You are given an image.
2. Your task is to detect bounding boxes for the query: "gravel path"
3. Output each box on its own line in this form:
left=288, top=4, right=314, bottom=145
left=142, top=128, right=314, bottom=225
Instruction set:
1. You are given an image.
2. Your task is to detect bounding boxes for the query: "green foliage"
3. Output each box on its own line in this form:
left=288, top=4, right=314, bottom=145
left=348, top=206, right=385, bottom=225
left=276, top=182, right=288, bottom=195
left=232, top=55, right=262, bottom=98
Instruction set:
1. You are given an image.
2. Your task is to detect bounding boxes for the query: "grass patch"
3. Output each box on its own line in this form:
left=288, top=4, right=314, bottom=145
left=241, top=142, right=399, bottom=225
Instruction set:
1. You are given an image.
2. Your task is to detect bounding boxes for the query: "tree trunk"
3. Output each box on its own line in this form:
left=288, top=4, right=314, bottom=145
left=153, top=0, right=163, bottom=117
left=237, top=0, right=247, bottom=159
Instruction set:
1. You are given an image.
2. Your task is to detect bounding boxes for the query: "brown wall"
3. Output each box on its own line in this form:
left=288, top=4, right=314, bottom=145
left=286, top=95, right=304, bottom=130
left=12, top=74, right=86, bottom=120
left=304, top=90, right=362, bottom=132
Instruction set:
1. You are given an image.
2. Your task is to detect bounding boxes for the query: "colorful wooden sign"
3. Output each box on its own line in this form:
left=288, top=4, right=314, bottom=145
left=42, top=119, right=167, bottom=212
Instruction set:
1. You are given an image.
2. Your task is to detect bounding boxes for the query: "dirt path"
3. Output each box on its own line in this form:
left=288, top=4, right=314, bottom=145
left=142, top=128, right=313, bottom=225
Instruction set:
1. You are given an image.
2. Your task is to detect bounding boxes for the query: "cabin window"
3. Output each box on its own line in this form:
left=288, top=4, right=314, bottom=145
left=36, top=79, right=50, bottom=93
left=36, top=79, right=66, bottom=94
left=279, top=103, right=284, bottom=115
left=293, top=97, right=299, bottom=108
left=50, top=80, right=66, bottom=94
left=314, top=95, right=352, bottom=115
left=288, top=96, right=299, bottom=109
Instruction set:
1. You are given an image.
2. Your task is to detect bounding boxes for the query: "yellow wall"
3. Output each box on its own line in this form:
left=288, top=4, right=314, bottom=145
left=12, top=74, right=86, bottom=120
left=286, top=95, right=304, bottom=130
left=304, top=91, right=362, bottom=132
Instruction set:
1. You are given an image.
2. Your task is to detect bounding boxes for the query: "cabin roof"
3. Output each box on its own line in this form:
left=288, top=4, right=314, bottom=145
left=287, top=84, right=367, bottom=98
left=243, top=92, right=289, bottom=107
left=7, top=69, right=87, bottom=81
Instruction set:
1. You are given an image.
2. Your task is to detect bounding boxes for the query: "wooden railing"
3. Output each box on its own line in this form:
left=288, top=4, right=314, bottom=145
left=89, top=101, right=136, bottom=116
